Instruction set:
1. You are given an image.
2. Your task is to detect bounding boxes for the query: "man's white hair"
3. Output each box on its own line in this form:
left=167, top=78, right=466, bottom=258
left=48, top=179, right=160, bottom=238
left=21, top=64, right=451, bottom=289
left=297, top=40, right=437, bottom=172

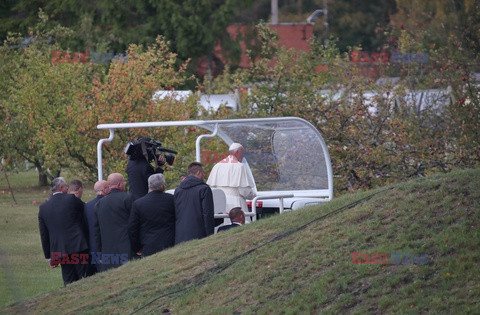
left=51, top=177, right=67, bottom=193
left=148, top=174, right=166, bottom=191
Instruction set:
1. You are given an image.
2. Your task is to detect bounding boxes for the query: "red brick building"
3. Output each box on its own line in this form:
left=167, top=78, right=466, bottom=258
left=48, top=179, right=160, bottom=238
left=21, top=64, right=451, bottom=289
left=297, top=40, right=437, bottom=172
left=197, top=23, right=314, bottom=76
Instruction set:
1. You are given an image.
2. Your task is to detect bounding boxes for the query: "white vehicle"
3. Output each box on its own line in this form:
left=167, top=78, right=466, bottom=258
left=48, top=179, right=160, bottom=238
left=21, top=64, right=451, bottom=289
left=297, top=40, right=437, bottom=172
left=96, top=117, right=333, bottom=221
left=152, top=90, right=240, bottom=113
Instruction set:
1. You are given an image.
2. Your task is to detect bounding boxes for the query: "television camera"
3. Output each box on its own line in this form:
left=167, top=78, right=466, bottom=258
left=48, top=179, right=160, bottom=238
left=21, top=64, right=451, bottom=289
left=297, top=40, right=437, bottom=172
left=125, top=137, right=177, bottom=167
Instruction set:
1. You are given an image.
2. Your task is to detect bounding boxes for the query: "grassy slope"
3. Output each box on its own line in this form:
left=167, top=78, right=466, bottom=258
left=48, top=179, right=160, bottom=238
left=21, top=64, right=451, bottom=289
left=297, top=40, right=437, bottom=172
left=2, top=168, right=480, bottom=313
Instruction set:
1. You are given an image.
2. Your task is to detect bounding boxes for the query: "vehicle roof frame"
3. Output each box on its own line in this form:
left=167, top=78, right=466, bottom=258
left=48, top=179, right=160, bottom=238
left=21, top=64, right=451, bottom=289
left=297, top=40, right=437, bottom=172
left=97, top=117, right=333, bottom=200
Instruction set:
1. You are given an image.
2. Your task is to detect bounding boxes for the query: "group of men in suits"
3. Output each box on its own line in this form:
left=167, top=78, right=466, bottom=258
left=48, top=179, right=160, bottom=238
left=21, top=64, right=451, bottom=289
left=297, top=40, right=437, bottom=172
left=38, top=161, right=245, bottom=286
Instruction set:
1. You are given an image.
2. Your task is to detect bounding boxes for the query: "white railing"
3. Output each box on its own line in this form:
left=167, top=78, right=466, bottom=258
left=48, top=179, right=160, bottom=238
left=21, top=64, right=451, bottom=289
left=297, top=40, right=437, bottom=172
left=214, top=194, right=294, bottom=222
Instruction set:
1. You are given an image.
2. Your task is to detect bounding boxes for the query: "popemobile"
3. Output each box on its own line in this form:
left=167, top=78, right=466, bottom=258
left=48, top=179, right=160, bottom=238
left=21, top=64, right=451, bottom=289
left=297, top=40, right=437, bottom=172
left=96, top=117, right=333, bottom=222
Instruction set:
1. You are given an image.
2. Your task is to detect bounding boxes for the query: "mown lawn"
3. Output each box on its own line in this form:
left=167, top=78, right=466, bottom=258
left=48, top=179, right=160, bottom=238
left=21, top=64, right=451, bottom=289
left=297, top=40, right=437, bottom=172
left=0, top=170, right=96, bottom=308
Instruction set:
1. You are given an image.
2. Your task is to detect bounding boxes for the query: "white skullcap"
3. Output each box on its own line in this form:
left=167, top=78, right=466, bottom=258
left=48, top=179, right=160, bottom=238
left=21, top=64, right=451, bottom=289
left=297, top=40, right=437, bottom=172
left=229, top=143, right=243, bottom=151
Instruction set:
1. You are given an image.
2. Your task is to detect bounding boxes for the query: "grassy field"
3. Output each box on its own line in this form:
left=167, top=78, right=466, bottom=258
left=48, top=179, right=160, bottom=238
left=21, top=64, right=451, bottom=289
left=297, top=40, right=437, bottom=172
left=1, top=168, right=480, bottom=313
left=0, top=170, right=97, bottom=308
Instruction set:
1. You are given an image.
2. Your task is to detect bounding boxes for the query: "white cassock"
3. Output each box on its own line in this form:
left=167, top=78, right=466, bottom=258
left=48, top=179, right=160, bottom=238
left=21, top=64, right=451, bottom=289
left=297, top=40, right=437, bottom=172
left=207, top=154, right=256, bottom=214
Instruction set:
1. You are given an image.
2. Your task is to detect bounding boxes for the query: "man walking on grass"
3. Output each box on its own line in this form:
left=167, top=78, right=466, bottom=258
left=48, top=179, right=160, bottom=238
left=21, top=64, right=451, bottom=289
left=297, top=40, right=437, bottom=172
left=38, top=177, right=89, bottom=286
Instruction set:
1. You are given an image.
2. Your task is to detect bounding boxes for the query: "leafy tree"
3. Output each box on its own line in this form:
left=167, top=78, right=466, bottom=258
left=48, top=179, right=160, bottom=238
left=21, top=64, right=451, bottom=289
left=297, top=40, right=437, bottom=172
left=0, top=11, right=202, bottom=186
left=0, top=0, right=130, bottom=51
left=389, top=0, right=479, bottom=64
left=1, top=0, right=252, bottom=78
left=210, top=22, right=479, bottom=193
left=321, top=0, right=397, bottom=52
left=71, top=36, right=200, bottom=185
left=150, top=0, right=253, bottom=76
left=389, top=0, right=480, bottom=166
left=0, top=12, right=88, bottom=186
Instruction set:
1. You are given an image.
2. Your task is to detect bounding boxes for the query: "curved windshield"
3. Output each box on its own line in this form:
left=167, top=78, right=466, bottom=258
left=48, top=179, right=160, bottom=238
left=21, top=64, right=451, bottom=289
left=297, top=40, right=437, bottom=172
left=97, top=117, right=332, bottom=196
left=200, top=119, right=329, bottom=192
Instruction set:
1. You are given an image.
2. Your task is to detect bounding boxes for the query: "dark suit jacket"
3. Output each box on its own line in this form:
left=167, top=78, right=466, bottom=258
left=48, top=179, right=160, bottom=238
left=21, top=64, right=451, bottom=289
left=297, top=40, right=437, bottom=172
left=126, top=159, right=163, bottom=201
left=94, top=189, right=133, bottom=266
left=217, top=223, right=242, bottom=232
left=38, top=193, right=88, bottom=259
left=84, top=195, right=104, bottom=253
left=174, top=175, right=214, bottom=244
left=128, top=191, right=175, bottom=257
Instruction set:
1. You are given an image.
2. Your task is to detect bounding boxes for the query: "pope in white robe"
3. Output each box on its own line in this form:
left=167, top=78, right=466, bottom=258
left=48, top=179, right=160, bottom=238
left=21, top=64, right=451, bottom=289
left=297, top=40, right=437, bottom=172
left=207, top=143, right=256, bottom=215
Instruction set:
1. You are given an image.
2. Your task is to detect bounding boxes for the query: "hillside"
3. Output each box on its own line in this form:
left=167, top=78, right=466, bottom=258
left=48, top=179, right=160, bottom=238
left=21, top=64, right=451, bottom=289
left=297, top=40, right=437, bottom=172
left=3, top=168, right=480, bottom=314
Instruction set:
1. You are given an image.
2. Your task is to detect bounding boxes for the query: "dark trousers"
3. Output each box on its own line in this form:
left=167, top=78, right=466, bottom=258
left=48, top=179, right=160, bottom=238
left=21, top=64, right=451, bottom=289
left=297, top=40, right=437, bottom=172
left=85, top=254, right=97, bottom=277
left=60, top=250, right=88, bottom=286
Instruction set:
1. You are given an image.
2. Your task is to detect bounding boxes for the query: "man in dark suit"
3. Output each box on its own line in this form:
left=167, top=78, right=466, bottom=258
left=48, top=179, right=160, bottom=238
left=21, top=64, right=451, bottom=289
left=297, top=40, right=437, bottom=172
left=94, top=173, right=133, bottom=271
left=68, top=179, right=84, bottom=199
left=128, top=173, right=175, bottom=257
left=83, top=180, right=109, bottom=275
left=174, top=162, right=214, bottom=244
left=126, top=144, right=166, bottom=202
left=38, top=177, right=89, bottom=286
left=217, top=207, right=245, bottom=232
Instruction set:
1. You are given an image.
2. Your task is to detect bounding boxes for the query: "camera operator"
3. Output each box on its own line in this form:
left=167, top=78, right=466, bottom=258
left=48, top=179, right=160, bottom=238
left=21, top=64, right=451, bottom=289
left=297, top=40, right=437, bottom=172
left=125, top=137, right=176, bottom=202
left=126, top=154, right=165, bottom=202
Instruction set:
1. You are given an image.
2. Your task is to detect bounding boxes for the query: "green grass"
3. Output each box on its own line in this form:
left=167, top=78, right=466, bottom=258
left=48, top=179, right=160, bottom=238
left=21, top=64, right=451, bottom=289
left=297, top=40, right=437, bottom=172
left=0, top=170, right=97, bottom=308
left=1, top=168, right=480, bottom=313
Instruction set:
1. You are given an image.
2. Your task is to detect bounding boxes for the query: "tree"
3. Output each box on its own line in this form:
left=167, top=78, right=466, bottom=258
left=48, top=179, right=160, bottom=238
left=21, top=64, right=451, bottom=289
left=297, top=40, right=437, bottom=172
left=150, top=0, right=252, bottom=76
left=0, top=0, right=252, bottom=79
left=323, top=0, right=397, bottom=52
left=210, top=22, right=479, bottom=193
left=389, top=0, right=479, bottom=64
left=0, top=12, right=89, bottom=186
left=389, top=0, right=480, bottom=167
left=0, top=0, right=154, bottom=52
left=67, top=36, right=200, bottom=185
left=0, top=11, right=202, bottom=186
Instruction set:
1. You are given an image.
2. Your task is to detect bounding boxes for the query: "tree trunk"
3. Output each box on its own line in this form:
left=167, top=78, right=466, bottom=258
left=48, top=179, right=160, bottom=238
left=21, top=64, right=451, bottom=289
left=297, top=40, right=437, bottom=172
left=35, top=161, right=48, bottom=187
left=38, top=172, right=48, bottom=187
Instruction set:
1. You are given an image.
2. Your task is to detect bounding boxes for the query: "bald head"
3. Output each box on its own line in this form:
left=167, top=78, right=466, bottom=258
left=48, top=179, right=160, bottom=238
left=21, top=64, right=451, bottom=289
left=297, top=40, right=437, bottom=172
left=94, top=180, right=110, bottom=196
left=107, top=173, right=125, bottom=191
